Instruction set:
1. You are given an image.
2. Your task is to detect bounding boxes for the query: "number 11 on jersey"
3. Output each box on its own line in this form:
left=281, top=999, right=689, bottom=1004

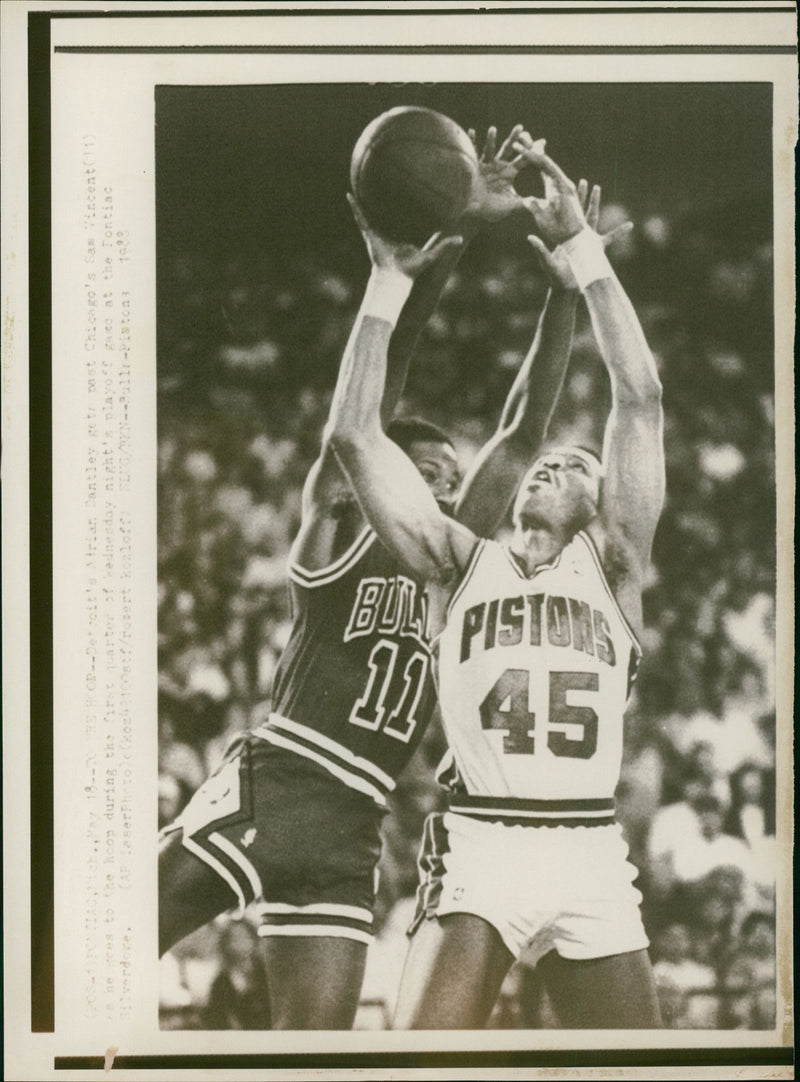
left=350, top=638, right=430, bottom=744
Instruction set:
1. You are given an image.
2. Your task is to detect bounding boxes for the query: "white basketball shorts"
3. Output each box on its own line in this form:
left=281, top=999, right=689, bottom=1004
left=410, top=811, right=649, bottom=962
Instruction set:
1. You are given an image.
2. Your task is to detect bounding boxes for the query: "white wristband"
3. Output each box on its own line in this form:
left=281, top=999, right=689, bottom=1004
left=362, top=268, right=413, bottom=326
left=558, top=227, right=612, bottom=292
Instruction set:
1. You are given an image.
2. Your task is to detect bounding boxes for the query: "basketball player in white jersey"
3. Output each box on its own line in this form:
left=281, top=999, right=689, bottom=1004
left=328, top=142, right=664, bottom=1028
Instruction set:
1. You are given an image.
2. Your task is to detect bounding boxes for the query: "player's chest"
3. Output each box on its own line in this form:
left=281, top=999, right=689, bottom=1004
left=446, top=555, right=624, bottom=673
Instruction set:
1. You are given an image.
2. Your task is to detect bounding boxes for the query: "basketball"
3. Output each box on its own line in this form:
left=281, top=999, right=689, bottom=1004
left=350, top=107, right=480, bottom=246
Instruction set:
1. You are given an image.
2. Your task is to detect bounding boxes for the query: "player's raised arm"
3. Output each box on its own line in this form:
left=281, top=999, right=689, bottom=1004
left=385, top=123, right=541, bottom=420
left=293, top=122, right=534, bottom=570
left=518, top=143, right=664, bottom=622
left=457, top=178, right=634, bottom=538
left=454, top=176, right=604, bottom=537
left=326, top=198, right=476, bottom=586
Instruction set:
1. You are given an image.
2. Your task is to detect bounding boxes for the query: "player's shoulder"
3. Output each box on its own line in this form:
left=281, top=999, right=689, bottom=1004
left=580, top=519, right=637, bottom=590
left=289, top=503, right=375, bottom=584
left=578, top=519, right=644, bottom=636
left=443, top=518, right=486, bottom=582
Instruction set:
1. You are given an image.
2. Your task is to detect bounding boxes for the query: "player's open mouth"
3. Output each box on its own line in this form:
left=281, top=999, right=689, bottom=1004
left=529, top=468, right=554, bottom=487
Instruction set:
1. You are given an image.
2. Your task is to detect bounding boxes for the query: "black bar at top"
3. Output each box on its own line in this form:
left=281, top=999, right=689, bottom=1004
left=28, top=9, right=55, bottom=1035
left=52, top=44, right=798, bottom=55
left=54, top=1048, right=794, bottom=1071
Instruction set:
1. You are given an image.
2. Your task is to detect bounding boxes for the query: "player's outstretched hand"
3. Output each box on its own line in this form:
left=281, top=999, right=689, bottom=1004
left=465, top=125, right=546, bottom=223
left=526, top=181, right=633, bottom=290
left=347, top=193, right=463, bottom=278
left=513, top=142, right=590, bottom=246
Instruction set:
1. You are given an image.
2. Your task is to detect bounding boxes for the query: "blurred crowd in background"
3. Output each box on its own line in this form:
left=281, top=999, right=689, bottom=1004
left=157, top=194, right=778, bottom=1031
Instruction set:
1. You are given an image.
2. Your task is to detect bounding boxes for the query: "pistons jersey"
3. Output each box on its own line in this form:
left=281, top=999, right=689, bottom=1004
left=435, top=532, right=641, bottom=826
left=255, top=526, right=436, bottom=808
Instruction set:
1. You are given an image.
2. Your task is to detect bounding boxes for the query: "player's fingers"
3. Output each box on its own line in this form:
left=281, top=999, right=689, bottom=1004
left=512, top=138, right=551, bottom=163
left=586, top=184, right=601, bottom=230
left=467, top=128, right=477, bottom=147
left=481, top=126, right=498, bottom=161
left=601, top=220, right=634, bottom=248
left=420, top=231, right=464, bottom=255
left=527, top=234, right=557, bottom=272
left=497, top=123, right=525, bottom=160
left=577, top=179, right=588, bottom=210
left=521, top=195, right=549, bottom=224
left=416, top=235, right=464, bottom=269
left=509, top=137, right=546, bottom=169
left=521, top=147, right=575, bottom=191
left=542, top=172, right=560, bottom=201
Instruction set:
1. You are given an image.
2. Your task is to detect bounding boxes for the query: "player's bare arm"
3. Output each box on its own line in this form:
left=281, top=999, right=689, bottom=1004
left=519, top=142, right=664, bottom=633
left=293, top=123, right=535, bottom=571
left=457, top=181, right=633, bottom=538
left=387, top=124, right=532, bottom=409
left=455, top=175, right=590, bottom=536
left=326, top=198, right=477, bottom=599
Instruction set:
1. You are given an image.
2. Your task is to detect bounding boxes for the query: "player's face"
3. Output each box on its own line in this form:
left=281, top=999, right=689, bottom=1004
left=513, top=447, right=602, bottom=531
left=407, top=439, right=461, bottom=515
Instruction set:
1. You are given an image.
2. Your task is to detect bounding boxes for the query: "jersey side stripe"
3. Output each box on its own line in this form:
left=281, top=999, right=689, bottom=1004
left=264, top=714, right=396, bottom=790
left=435, top=537, right=486, bottom=640
left=576, top=531, right=643, bottom=657
left=255, top=728, right=388, bottom=806
left=289, top=527, right=376, bottom=588
left=412, top=813, right=449, bottom=931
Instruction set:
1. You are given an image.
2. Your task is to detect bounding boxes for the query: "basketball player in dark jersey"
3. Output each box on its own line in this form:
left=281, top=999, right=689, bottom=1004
left=158, top=126, right=585, bottom=1029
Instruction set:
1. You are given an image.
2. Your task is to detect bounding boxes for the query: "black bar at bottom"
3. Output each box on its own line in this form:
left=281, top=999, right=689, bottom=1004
left=55, top=1047, right=794, bottom=1071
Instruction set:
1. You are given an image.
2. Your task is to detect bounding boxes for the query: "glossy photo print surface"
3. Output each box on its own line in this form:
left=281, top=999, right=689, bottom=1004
left=2, top=3, right=795, bottom=1080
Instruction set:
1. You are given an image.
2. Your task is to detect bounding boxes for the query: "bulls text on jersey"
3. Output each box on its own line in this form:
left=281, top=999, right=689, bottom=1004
left=344, top=574, right=428, bottom=644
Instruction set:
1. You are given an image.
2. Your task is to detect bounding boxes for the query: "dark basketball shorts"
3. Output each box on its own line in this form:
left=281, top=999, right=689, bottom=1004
left=409, top=811, right=648, bottom=962
left=161, top=733, right=384, bottom=943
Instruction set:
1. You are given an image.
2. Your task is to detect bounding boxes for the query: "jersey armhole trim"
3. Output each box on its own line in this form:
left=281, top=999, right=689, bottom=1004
left=289, top=526, right=376, bottom=588
left=576, top=530, right=643, bottom=659
left=427, top=537, right=486, bottom=652
left=443, top=536, right=487, bottom=625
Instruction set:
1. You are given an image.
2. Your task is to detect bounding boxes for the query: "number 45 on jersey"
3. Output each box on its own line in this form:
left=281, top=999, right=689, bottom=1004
left=480, top=668, right=599, bottom=759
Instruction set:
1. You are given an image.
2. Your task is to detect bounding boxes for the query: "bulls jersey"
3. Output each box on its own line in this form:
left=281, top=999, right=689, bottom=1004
left=435, top=532, right=641, bottom=824
left=255, top=526, right=436, bottom=808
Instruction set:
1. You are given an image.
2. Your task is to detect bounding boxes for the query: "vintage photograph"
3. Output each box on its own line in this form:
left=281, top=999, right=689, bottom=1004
left=155, top=81, right=780, bottom=1033
left=3, top=2, right=795, bottom=1077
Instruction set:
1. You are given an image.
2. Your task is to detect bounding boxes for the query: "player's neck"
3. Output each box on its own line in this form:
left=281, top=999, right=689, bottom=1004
left=511, top=524, right=568, bottom=574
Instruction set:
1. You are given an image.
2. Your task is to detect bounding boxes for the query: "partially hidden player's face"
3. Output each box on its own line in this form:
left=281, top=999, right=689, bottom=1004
left=513, top=446, right=602, bottom=533
left=407, top=439, right=461, bottom=515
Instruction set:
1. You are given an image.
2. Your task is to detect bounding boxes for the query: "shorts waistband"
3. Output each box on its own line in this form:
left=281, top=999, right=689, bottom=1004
left=447, top=795, right=616, bottom=828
